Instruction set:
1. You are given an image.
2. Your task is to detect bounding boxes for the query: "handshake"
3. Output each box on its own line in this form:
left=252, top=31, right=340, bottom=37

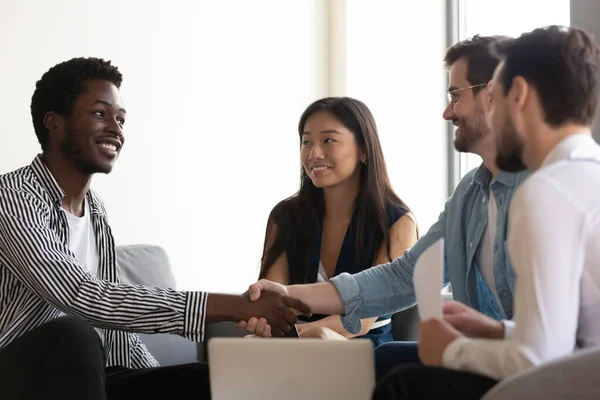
left=233, top=280, right=310, bottom=337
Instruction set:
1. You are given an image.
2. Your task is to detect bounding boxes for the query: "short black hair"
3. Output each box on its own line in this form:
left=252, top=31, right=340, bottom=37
left=30, top=57, right=123, bottom=150
left=491, top=25, right=600, bottom=127
left=444, top=35, right=509, bottom=95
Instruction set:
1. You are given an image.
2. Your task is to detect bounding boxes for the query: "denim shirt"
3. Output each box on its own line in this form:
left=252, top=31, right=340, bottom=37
left=329, top=165, right=529, bottom=335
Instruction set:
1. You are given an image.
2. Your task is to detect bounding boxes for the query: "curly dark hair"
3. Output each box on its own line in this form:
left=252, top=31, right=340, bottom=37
left=30, top=57, right=123, bottom=150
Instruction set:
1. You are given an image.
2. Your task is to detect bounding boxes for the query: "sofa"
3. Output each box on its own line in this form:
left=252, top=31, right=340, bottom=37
left=480, top=347, right=600, bottom=399
left=116, top=244, right=201, bottom=365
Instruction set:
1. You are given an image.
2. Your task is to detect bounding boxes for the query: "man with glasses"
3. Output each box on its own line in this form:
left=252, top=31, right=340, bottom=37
left=374, top=34, right=529, bottom=377
left=240, top=35, right=529, bottom=380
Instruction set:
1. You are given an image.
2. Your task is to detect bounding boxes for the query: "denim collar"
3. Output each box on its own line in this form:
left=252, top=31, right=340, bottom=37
left=473, top=163, right=519, bottom=188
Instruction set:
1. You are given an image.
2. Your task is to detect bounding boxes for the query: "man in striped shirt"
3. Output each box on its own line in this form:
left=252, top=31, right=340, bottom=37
left=0, top=57, right=310, bottom=400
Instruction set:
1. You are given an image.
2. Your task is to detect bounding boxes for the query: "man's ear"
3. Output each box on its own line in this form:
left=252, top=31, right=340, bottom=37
left=43, top=111, right=65, bottom=145
left=506, top=76, right=530, bottom=131
left=510, top=76, right=529, bottom=111
left=43, top=111, right=61, bottom=133
left=486, top=81, right=493, bottom=102
left=481, top=83, right=493, bottom=112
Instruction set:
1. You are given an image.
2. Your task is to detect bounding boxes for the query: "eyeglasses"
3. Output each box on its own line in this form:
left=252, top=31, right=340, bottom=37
left=447, top=83, right=488, bottom=107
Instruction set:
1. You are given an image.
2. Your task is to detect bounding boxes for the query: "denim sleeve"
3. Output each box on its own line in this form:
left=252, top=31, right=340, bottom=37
left=330, top=209, right=449, bottom=334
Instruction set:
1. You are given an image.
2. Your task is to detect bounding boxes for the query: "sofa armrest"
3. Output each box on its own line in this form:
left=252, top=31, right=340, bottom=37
left=481, top=347, right=600, bottom=400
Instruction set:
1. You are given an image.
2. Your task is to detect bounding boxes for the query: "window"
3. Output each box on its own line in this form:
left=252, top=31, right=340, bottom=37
left=454, top=0, right=571, bottom=178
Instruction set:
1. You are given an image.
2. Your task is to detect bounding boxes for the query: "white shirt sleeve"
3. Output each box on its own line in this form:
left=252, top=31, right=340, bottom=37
left=442, top=175, right=586, bottom=380
left=502, top=320, right=515, bottom=339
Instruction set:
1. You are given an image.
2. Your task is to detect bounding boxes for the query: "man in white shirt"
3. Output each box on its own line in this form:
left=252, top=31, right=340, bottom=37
left=373, top=25, right=600, bottom=400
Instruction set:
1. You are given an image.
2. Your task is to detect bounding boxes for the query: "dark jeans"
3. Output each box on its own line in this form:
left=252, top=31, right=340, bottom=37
left=374, top=341, right=420, bottom=381
left=373, top=365, right=498, bottom=400
left=0, top=316, right=211, bottom=400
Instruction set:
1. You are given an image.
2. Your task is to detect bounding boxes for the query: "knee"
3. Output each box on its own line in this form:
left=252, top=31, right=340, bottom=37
left=45, top=316, right=103, bottom=354
left=49, top=316, right=98, bottom=339
left=298, top=326, right=328, bottom=339
left=299, top=326, right=346, bottom=340
left=375, top=342, right=396, bottom=356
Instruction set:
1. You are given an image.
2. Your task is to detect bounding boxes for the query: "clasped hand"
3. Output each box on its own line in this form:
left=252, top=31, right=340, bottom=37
left=238, top=280, right=310, bottom=337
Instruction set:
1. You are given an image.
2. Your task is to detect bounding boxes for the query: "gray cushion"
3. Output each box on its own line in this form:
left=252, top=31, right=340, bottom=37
left=115, top=244, right=199, bottom=366
left=481, top=347, right=600, bottom=400
left=116, top=244, right=176, bottom=289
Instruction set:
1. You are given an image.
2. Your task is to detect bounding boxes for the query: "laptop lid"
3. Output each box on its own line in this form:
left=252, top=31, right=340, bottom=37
left=208, top=338, right=375, bottom=400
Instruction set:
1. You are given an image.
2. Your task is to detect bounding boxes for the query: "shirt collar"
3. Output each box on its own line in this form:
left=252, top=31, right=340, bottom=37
left=30, top=155, right=65, bottom=206
left=30, top=154, right=104, bottom=216
left=541, top=133, right=600, bottom=168
left=473, top=163, right=519, bottom=187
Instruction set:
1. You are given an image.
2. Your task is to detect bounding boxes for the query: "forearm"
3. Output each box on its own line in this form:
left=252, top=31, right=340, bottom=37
left=67, top=278, right=208, bottom=341
left=328, top=220, right=449, bottom=327
left=7, top=250, right=209, bottom=340
left=205, top=293, right=246, bottom=323
left=298, top=315, right=376, bottom=338
left=327, top=256, right=417, bottom=336
left=443, top=337, right=534, bottom=380
left=287, top=282, right=344, bottom=315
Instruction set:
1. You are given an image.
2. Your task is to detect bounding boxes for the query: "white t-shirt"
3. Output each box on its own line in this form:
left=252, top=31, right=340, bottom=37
left=476, top=190, right=501, bottom=308
left=63, top=200, right=99, bottom=277
left=62, top=199, right=101, bottom=339
left=443, top=133, right=600, bottom=380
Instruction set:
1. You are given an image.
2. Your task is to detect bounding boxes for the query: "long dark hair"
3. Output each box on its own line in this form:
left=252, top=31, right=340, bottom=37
left=259, top=97, right=414, bottom=282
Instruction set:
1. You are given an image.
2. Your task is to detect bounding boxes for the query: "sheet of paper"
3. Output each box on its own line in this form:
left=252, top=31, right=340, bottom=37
left=413, top=238, right=445, bottom=320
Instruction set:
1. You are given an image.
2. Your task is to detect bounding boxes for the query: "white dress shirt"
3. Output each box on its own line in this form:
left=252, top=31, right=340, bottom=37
left=443, top=133, right=600, bottom=380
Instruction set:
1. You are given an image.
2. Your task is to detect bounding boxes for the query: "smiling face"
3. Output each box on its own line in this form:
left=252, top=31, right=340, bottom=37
left=442, top=58, right=490, bottom=153
left=47, top=79, right=126, bottom=175
left=300, top=111, right=364, bottom=189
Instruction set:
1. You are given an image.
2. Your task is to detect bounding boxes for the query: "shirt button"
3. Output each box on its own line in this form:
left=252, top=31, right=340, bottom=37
left=469, top=242, right=473, bottom=248
left=482, top=197, right=486, bottom=203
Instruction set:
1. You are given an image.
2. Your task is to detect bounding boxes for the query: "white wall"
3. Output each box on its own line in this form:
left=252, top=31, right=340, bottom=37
left=0, top=1, right=449, bottom=292
left=0, top=0, right=318, bottom=292
left=346, top=0, right=449, bottom=231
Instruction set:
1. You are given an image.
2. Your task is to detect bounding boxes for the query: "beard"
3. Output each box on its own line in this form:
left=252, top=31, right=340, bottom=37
left=495, top=117, right=527, bottom=172
left=453, top=102, right=488, bottom=153
left=60, top=125, right=108, bottom=175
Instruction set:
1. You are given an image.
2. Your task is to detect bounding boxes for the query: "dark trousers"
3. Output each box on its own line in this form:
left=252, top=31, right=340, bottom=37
left=373, top=365, right=498, bottom=400
left=0, top=316, right=211, bottom=399
left=374, top=341, right=420, bottom=381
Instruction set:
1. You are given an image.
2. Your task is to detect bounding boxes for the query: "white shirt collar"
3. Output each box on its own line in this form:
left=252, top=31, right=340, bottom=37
left=540, top=133, right=600, bottom=168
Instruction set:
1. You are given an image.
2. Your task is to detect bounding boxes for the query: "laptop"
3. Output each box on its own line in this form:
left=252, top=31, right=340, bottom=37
left=208, top=338, right=375, bottom=400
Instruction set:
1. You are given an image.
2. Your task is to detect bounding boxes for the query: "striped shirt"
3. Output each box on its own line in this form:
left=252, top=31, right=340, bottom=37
left=0, top=155, right=208, bottom=368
